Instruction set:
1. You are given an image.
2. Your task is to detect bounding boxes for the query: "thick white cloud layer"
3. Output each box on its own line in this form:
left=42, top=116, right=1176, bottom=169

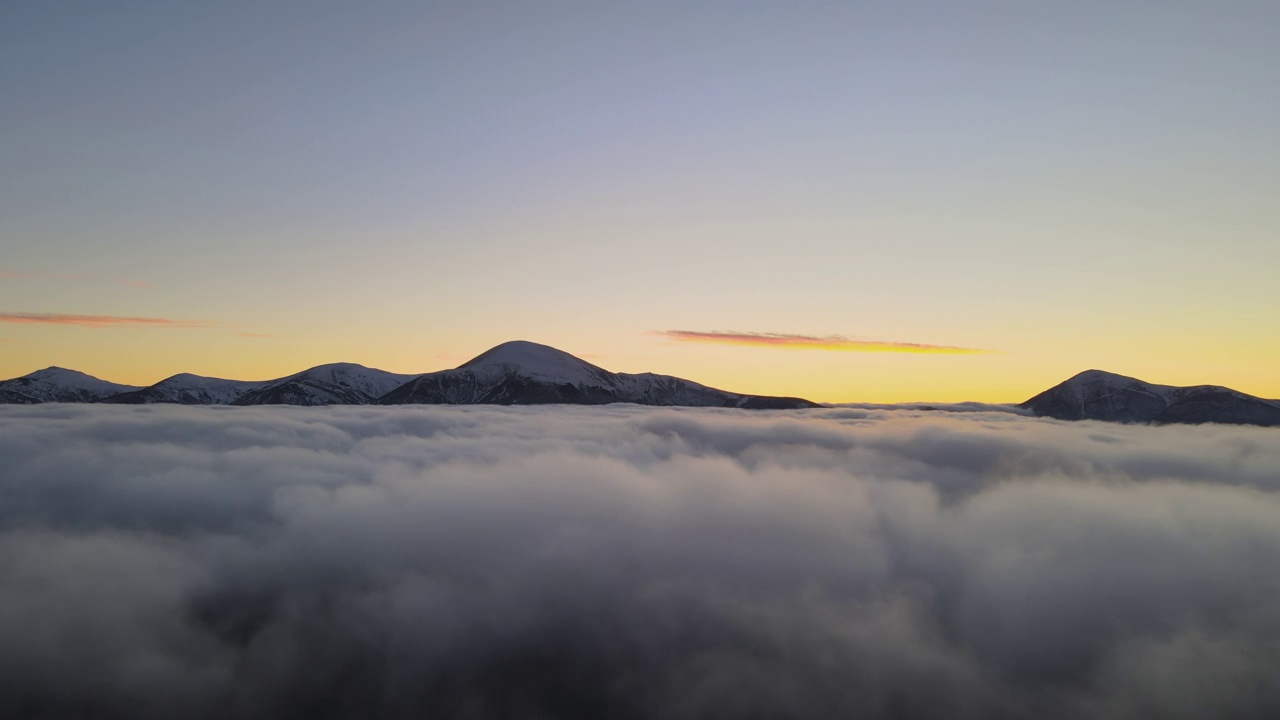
left=2, top=404, right=1279, bottom=719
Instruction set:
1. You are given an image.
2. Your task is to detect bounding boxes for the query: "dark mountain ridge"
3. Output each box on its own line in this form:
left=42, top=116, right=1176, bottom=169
left=7, top=352, right=1275, bottom=424
left=1, top=341, right=819, bottom=410
left=1020, top=369, right=1280, bottom=427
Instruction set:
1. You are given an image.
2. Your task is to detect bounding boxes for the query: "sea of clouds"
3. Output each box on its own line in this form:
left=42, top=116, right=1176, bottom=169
left=1, top=403, right=1278, bottom=719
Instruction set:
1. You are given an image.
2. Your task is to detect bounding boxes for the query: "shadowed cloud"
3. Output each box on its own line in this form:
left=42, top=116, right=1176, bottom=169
left=1, top=404, right=1278, bottom=719
left=0, top=313, right=214, bottom=329
left=658, top=330, right=992, bottom=354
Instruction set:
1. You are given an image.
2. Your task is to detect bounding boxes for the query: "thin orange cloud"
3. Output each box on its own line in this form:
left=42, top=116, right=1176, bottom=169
left=0, top=313, right=214, bottom=329
left=656, top=330, right=991, bottom=354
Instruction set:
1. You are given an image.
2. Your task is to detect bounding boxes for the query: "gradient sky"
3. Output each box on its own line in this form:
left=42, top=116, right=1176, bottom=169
left=2, top=1, right=1277, bottom=403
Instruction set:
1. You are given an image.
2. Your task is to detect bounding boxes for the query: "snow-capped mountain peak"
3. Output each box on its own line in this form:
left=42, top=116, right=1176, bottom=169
left=0, top=367, right=141, bottom=403
left=1022, top=370, right=1280, bottom=426
left=1069, top=369, right=1140, bottom=384
left=458, top=340, right=614, bottom=387
left=1054, top=369, right=1176, bottom=403
left=293, top=362, right=417, bottom=394
left=98, top=372, right=270, bottom=405
left=232, top=362, right=417, bottom=406
left=154, top=373, right=226, bottom=388
left=25, top=366, right=120, bottom=387
left=378, top=341, right=818, bottom=408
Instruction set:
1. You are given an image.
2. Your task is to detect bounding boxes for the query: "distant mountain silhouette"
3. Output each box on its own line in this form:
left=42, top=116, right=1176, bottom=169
left=1021, top=369, right=1280, bottom=427
left=13, top=353, right=1274, bottom=423
left=2, top=341, right=819, bottom=410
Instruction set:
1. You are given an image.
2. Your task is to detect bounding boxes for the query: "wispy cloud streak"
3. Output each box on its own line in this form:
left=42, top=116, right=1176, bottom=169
left=657, top=330, right=991, bottom=354
left=0, top=313, right=214, bottom=329
left=1, top=270, right=149, bottom=288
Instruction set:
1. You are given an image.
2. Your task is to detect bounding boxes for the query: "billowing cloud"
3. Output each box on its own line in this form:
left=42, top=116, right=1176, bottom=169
left=1, top=404, right=1279, bottom=719
left=0, top=312, right=213, bottom=328
left=657, top=330, right=991, bottom=354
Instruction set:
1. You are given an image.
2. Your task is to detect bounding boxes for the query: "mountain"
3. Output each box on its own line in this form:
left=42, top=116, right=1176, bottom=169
left=0, top=367, right=140, bottom=404
left=378, top=341, right=818, bottom=408
left=1021, top=370, right=1280, bottom=427
left=232, top=363, right=418, bottom=406
left=100, top=373, right=267, bottom=405
left=7, top=355, right=1275, bottom=420
left=0, top=341, right=819, bottom=409
left=100, top=364, right=417, bottom=407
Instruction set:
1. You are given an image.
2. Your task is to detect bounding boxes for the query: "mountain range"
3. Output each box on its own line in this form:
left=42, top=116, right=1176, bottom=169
left=3, top=344, right=1277, bottom=426
left=0, top=341, right=817, bottom=409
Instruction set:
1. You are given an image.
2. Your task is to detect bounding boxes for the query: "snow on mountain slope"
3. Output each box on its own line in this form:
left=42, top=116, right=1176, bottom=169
left=234, top=363, right=417, bottom=406
left=101, top=373, right=267, bottom=405
left=0, top=367, right=141, bottom=403
left=0, top=342, right=820, bottom=409
left=1021, top=369, right=1280, bottom=426
left=295, top=363, right=419, bottom=398
left=380, top=341, right=819, bottom=409
left=458, top=340, right=617, bottom=387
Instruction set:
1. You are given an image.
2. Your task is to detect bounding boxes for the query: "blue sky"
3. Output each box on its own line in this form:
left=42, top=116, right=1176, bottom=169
left=2, top=1, right=1277, bottom=401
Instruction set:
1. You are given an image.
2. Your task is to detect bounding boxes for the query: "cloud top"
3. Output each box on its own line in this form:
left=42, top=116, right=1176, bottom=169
left=1, top=404, right=1278, bottom=719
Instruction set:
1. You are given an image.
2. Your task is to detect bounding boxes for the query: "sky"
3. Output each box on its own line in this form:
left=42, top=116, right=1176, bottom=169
left=2, top=1, right=1277, bottom=403
left=5, top=403, right=1280, bottom=717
